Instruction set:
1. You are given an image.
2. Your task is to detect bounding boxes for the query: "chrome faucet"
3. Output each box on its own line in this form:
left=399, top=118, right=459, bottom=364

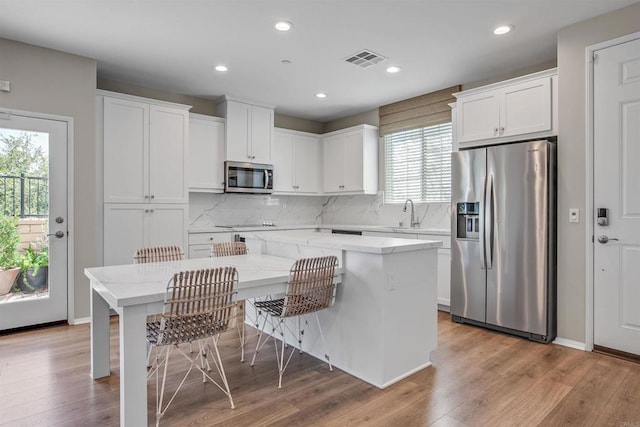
left=403, top=199, right=420, bottom=228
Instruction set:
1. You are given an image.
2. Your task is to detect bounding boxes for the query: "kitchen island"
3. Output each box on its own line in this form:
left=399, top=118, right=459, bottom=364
left=244, top=231, right=442, bottom=389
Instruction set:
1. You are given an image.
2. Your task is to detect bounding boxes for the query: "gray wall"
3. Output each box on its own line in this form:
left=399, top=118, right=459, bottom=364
left=0, top=38, right=97, bottom=320
left=556, top=2, right=640, bottom=343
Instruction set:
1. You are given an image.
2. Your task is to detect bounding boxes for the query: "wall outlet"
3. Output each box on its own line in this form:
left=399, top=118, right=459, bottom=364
left=569, top=208, right=580, bottom=223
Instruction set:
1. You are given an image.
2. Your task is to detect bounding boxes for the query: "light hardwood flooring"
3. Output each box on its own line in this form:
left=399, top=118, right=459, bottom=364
left=1, top=311, right=639, bottom=426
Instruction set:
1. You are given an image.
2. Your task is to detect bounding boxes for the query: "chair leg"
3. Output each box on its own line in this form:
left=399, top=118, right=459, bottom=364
left=250, top=312, right=271, bottom=366
left=275, top=319, right=287, bottom=389
left=235, top=301, right=245, bottom=362
left=208, top=334, right=235, bottom=409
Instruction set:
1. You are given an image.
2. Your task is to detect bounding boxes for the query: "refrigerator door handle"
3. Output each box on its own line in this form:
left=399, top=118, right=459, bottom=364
left=480, top=176, right=487, bottom=269
left=484, top=175, right=494, bottom=270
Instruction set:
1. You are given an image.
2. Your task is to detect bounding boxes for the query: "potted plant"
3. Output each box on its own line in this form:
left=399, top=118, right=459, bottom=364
left=0, top=215, right=21, bottom=296
left=16, top=245, right=49, bottom=292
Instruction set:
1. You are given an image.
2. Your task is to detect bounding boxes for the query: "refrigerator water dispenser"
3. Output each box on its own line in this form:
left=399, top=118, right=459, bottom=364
left=456, top=202, right=480, bottom=240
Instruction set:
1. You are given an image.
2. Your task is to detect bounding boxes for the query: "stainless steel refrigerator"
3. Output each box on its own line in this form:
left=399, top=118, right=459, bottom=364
left=450, top=139, right=556, bottom=343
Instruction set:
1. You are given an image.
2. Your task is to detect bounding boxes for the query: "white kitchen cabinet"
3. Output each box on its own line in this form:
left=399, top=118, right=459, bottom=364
left=100, top=91, right=190, bottom=204
left=322, top=125, right=378, bottom=195
left=272, top=128, right=320, bottom=194
left=188, top=232, right=233, bottom=258
left=453, top=68, right=557, bottom=149
left=216, top=96, right=274, bottom=164
left=103, top=204, right=188, bottom=266
left=188, top=114, right=225, bottom=192
left=362, top=230, right=451, bottom=309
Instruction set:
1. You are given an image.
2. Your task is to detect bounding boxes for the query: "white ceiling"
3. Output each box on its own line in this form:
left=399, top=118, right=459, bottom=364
left=0, top=0, right=638, bottom=122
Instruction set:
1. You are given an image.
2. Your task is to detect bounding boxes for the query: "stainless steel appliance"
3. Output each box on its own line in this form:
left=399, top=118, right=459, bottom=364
left=224, top=161, right=273, bottom=194
left=450, top=139, right=556, bottom=343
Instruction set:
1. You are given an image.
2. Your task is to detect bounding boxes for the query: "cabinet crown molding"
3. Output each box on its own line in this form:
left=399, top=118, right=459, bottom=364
left=215, top=94, right=276, bottom=110
left=96, top=89, right=192, bottom=110
left=321, top=124, right=379, bottom=138
left=453, top=68, right=557, bottom=99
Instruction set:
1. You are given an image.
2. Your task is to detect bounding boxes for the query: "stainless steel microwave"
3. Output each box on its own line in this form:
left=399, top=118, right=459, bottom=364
left=224, top=161, right=273, bottom=194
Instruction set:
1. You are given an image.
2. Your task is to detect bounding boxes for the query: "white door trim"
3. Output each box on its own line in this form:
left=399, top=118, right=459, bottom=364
left=0, top=107, right=75, bottom=324
left=585, top=31, right=640, bottom=352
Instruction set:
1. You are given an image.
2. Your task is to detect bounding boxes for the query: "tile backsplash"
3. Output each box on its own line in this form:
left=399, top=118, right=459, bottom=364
left=189, top=192, right=451, bottom=231
left=320, top=192, right=451, bottom=230
left=189, top=193, right=325, bottom=229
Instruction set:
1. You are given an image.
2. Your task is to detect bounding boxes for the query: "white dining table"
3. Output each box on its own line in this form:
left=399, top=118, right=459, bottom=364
left=85, top=254, right=331, bottom=427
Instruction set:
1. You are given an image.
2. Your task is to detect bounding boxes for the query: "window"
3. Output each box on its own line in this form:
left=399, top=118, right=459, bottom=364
left=383, top=122, right=452, bottom=204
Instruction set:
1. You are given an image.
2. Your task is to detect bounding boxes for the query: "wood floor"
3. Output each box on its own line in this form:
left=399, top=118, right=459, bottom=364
left=1, top=311, right=639, bottom=426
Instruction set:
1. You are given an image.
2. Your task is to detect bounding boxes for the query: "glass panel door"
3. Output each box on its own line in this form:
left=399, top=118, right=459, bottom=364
left=0, top=113, right=68, bottom=330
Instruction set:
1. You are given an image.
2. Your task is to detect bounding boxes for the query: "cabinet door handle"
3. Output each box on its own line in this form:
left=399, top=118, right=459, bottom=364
left=500, top=126, right=505, bottom=134
left=493, top=127, right=498, bottom=134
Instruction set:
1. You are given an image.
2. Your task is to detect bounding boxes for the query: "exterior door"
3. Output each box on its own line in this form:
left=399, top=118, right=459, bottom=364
left=593, top=37, right=640, bottom=356
left=0, top=112, right=68, bottom=330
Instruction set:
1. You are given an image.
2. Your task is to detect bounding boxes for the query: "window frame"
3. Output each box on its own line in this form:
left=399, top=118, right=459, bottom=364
left=383, top=122, right=453, bottom=205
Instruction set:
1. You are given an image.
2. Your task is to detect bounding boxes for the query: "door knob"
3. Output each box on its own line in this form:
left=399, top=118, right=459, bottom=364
left=597, top=235, right=619, bottom=244
left=47, top=231, right=65, bottom=239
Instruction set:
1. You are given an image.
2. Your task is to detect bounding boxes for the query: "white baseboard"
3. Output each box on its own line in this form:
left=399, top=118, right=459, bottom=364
left=69, top=316, right=90, bottom=325
left=553, top=337, right=586, bottom=351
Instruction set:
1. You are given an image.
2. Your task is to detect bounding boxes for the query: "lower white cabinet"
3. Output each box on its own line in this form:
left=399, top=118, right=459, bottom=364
left=362, top=230, right=451, bottom=308
left=104, top=204, right=188, bottom=266
left=188, top=232, right=233, bottom=258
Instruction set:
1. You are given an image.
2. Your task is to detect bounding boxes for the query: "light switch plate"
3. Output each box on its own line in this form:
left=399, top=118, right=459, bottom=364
left=569, top=208, right=580, bottom=223
left=0, top=80, right=10, bottom=92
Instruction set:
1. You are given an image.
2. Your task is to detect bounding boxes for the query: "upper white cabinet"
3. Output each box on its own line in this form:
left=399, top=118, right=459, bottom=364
left=188, top=114, right=225, bottom=192
left=272, top=128, right=320, bottom=195
left=216, top=96, right=274, bottom=164
left=322, top=125, right=378, bottom=195
left=453, top=68, right=557, bottom=149
left=100, top=91, right=190, bottom=204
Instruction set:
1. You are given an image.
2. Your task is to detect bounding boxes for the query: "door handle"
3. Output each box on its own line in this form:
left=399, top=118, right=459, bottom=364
left=480, top=177, right=487, bottom=269
left=597, top=235, right=619, bottom=244
left=47, top=231, right=65, bottom=239
left=484, top=175, right=494, bottom=270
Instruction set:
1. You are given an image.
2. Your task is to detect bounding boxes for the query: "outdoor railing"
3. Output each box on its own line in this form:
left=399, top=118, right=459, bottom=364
left=0, top=173, right=48, bottom=217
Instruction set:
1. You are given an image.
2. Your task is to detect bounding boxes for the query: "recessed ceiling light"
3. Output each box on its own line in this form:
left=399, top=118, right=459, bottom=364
left=215, top=65, right=228, bottom=72
left=315, top=92, right=327, bottom=99
left=274, top=21, right=294, bottom=32
left=386, top=66, right=402, bottom=74
left=494, top=25, right=514, bottom=35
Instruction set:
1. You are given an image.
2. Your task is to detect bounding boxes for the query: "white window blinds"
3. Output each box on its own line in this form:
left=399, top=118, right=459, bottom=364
left=384, top=122, right=452, bottom=204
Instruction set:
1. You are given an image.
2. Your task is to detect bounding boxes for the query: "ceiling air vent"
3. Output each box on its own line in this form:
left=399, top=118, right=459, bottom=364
left=344, top=49, right=387, bottom=68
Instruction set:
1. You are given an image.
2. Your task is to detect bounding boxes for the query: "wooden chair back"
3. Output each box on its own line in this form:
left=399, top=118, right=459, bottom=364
left=212, top=242, right=247, bottom=257
left=282, top=256, right=338, bottom=318
left=134, top=245, right=184, bottom=263
left=156, top=268, right=238, bottom=346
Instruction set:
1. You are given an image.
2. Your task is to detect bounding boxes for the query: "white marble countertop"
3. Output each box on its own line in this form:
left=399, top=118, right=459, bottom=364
left=189, top=223, right=451, bottom=236
left=246, top=230, right=442, bottom=254
left=85, top=254, right=308, bottom=308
